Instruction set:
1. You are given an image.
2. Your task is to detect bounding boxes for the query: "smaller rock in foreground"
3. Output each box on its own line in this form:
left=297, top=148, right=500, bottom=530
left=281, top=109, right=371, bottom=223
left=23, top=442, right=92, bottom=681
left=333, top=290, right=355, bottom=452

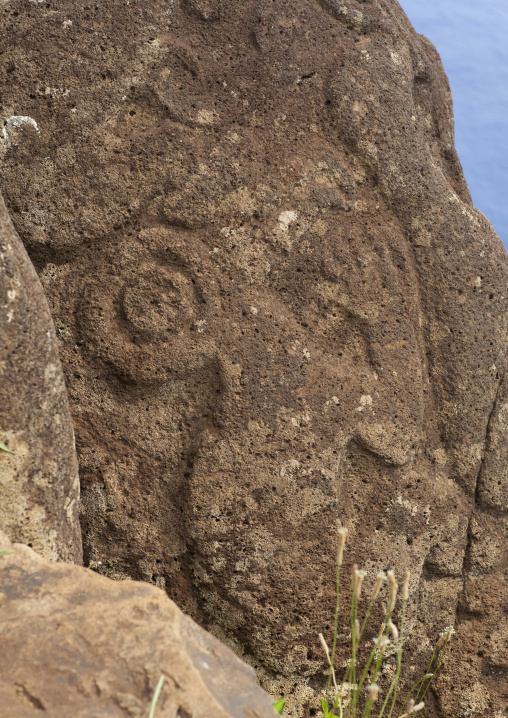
left=0, top=532, right=276, bottom=718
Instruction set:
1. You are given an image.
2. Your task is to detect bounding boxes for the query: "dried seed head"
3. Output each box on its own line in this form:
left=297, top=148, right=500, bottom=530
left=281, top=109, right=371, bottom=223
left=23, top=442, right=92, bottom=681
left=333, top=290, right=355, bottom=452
left=400, top=698, right=425, bottom=716
left=353, top=568, right=367, bottom=600
left=402, top=570, right=410, bottom=601
left=437, top=625, right=455, bottom=647
left=337, top=527, right=348, bottom=567
left=371, top=571, right=386, bottom=601
left=352, top=564, right=358, bottom=590
left=373, top=635, right=389, bottom=650
left=388, top=620, right=399, bottom=642
left=319, top=633, right=331, bottom=662
left=411, top=702, right=425, bottom=714
left=368, top=684, right=379, bottom=703
left=439, top=625, right=455, bottom=638
left=387, top=570, right=398, bottom=612
left=355, top=618, right=360, bottom=641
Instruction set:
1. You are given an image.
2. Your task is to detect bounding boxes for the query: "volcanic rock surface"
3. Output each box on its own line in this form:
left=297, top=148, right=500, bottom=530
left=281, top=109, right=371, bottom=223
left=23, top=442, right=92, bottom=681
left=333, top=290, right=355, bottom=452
left=0, top=191, right=81, bottom=562
left=0, top=0, right=507, bottom=715
left=0, top=531, right=276, bottom=718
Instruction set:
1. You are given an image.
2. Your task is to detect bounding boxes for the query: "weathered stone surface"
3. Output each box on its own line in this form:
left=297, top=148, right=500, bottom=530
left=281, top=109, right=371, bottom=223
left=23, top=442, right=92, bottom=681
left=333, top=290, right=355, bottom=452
left=0, top=1, right=506, bottom=715
left=0, top=531, right=276, bottom=717
left=0, top=192, right=81, bottom=563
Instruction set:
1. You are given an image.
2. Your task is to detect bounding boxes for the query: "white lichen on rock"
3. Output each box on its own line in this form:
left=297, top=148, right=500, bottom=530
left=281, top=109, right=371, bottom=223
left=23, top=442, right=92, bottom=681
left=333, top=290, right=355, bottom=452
left=2, top=116, right=40, bottom=145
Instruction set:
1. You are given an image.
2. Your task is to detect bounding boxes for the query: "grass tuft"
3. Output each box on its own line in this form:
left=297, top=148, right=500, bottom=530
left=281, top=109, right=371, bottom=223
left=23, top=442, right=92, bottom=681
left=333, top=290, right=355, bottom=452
left=274, top=529, right=453, bottom=717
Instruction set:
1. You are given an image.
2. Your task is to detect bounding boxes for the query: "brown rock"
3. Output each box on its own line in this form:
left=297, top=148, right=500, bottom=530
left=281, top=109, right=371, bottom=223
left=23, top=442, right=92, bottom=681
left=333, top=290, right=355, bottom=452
left=0, top=531, right=276, bottom=717
left=0, top=0, right=506, bottom=715
left=0, top=192, right=81, bottom=563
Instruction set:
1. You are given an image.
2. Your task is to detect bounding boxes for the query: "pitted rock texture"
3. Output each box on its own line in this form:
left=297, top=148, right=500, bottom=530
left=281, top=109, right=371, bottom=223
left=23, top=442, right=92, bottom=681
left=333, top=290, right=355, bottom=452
left=0, top=192, right=81, bottom=563
left=0, top=1, right=507, bottom=715
left=0, top=532, right=276, bottom=718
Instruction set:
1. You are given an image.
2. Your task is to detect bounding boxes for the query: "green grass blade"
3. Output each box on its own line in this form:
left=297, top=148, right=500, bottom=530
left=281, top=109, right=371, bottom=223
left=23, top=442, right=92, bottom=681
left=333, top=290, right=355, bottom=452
left=418, top=637, right=450, bottom=704
left=0, top=442, right=12, bottom=453
left=274, top=698, right=286, bottom=714
left=328, top=564, right=342, bottom=699
left=149, top=676, right=165, bottom=718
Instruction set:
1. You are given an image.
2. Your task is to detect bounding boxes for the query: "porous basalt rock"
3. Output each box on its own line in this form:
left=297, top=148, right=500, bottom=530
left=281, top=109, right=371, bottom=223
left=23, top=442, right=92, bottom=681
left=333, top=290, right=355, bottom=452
left=0, top=532, right=276, bottom=717
left=0, top=192, right=81, bottom=563
left=0, top=1, right=506, bottom=715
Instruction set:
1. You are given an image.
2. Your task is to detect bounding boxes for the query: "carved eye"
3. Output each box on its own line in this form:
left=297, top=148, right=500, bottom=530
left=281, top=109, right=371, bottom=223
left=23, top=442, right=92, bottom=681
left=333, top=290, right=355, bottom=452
left=121, top=265, right=194, bottom=342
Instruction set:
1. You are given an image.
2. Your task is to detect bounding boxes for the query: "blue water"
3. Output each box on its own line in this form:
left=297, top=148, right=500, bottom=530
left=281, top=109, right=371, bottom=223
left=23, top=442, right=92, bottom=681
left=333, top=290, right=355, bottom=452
left=399, top=0, right=508, bottom=249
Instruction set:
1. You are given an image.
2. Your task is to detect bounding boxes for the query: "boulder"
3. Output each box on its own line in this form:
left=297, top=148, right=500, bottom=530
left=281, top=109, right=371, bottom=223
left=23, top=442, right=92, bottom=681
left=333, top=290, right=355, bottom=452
left=0, top=0, right=506, bottom=715
left=0, top=192, right=81, bottom=563
left=0, top=531, right=276, bottom=717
